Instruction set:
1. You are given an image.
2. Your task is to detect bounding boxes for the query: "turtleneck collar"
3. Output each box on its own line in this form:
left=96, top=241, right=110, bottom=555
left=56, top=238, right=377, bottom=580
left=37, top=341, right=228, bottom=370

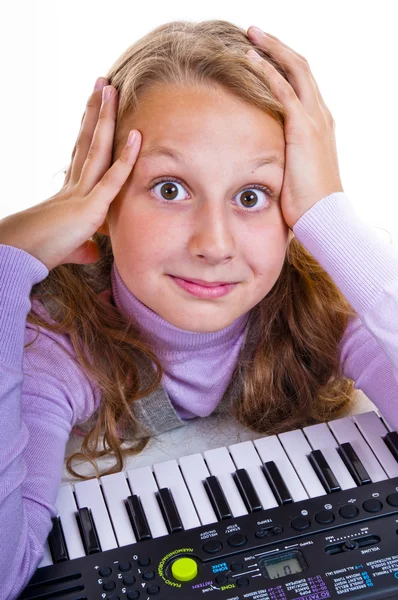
left=110, top=261, right=250, bottom=357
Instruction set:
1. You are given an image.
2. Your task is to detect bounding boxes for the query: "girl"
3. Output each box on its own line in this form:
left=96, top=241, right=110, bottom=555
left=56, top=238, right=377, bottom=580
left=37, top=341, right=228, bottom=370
left=1, top=19, right=398, bottom=598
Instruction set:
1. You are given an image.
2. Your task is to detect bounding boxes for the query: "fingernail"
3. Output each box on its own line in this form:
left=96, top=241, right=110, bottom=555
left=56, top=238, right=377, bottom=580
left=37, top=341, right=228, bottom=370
left=94, top=77, right=107, bottom=92
left=247, top=49, right=262, bottom=61
left=248, top=26, right=264, bottom=37
left=102, top=86, right=113, bottom=104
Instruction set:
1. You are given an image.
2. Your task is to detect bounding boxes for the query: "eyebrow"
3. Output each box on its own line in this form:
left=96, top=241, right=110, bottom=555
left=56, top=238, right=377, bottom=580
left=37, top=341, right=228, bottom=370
left=138, top=146, right=284, bottom=171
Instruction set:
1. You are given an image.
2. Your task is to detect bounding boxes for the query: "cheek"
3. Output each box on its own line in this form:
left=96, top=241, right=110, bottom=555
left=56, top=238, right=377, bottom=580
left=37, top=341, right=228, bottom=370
left=114, top=207, right=180, bottom=273
left=246, top=222, right=288, bottom=278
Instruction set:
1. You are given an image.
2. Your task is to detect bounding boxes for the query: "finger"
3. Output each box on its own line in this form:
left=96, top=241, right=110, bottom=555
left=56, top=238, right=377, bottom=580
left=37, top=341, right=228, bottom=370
left=262, top=31, right=331, bottom=114
left=77, top=85, right=120, bottom=195
left=247, top=28, right=327, bottom=117
left=63, top=110, right=88, bottom=186
left=246, top=49, right=309, bottom=124
left=66, top=83, right=108, bottom=187
left=86, top=129, right=141, bottom=213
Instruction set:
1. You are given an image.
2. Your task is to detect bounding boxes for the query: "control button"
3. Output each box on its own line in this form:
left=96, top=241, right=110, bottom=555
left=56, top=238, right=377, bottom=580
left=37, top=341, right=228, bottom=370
left=203, top=540, right=223, bottom=554
left=227, top=533, right=247, bottom=547
left=290, top=516, right=311, bottom=531
left=138, top=556, right=151, bottom=567
left=236, top=576, right=250, bottom=587
left=171, top=557, right=198, bottom=582
left=343, top=540, right=359, bottom=551
left=363, top=498, right=383, bottom=513
left=99, top=566, right=112, bottom=577
left=339, top=504, right=359, bottom=519
left=119, top=562, right=132, bottom=573
left=142, top=570, right=156, bottom=581
left=123, top=575, right=136, bottom=586
left=315, top=510, right=335, bottom=525
left=255, top=528, right=268, bottom=539
left=127, top=591, right=140, bottom=600
left=387, top=492, right=398, bottom=507
left=215, top=574, right=228, bottom=585
left=272, top=525, right=283, bottom=534
left=146, top=584, right=160, bottom=595
left=230, top=561, right=243, bottom=572
left=103, top=580, right=117, bottom=592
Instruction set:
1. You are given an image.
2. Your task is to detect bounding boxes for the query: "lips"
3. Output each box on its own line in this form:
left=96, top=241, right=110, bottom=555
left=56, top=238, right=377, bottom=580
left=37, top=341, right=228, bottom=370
left=171, top=276, right=234, bottom=288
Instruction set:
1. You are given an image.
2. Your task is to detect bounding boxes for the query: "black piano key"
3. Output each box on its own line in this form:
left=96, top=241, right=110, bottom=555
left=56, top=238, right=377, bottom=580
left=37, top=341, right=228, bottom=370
left=337, top=442, right=371, bottom=485
left=233, top=468, right=263, bottom=512
left=76, top=506, right=101, bottom=554
left=383, top=431, right=398, bottom=461
left=157, top=488, right=183, bottom=533
left=261, top=461, right=293, bottom=505
left=204, top=475, right=232, bottom=520
left=126, top=494, right=152, bottom=541
left=48, top=516, right=69, bottom=563
left=308, top=449, right=341, bottom=493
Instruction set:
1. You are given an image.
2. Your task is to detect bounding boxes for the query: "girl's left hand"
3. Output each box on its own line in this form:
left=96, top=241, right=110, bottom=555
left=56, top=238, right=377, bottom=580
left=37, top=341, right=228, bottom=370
left=246, top=26, right=344, bottom=230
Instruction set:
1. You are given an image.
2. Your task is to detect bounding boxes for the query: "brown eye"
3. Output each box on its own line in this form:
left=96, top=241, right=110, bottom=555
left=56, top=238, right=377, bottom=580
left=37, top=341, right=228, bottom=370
left=150, top=180, right=187, bottom=202
left=159, top=182, right=179, bottom=200
left=148, top=177, right=273, bottom=213
left=234, top=186, right=272, bottom=212
left=239, top=189, right=260, bottom=209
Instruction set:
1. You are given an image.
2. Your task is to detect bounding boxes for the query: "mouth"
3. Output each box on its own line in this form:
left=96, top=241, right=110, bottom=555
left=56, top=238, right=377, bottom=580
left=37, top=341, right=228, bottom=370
left=168, top=275, right=238, bottom=299
left=170, top=276, right=237, bottom=288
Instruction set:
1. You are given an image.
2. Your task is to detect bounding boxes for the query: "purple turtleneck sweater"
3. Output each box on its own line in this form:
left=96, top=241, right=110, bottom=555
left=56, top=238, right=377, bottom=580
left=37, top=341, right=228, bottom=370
left=1, top=192, right=398, bottom=598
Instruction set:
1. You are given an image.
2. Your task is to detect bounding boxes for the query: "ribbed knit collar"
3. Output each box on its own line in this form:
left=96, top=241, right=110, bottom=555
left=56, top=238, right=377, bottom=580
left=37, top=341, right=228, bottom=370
left=110, top=261, right=250, bottom=358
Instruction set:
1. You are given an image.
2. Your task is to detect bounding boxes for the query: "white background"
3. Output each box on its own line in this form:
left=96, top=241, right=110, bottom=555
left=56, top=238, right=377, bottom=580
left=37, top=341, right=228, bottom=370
left=2, top=0, right=397, bottom=246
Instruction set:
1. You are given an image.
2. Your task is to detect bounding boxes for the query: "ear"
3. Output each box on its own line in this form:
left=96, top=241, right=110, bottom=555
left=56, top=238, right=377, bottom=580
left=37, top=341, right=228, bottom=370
left=288, top=229, right=295, bottom=243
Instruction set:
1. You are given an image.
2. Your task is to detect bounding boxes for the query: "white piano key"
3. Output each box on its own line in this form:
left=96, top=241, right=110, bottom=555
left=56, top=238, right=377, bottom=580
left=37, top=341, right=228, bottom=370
left=328, top=415, right=387, bottom=482
left=228, top=440, right=278, bottom=510
left=178, top=453, right=218, bottom=525
left=55, top=484, right=85, bottom=559
left=38, top=540, right=53, bottom=568
left=254, top=435, right=308, bottom=502
left=100, top=471, right=137, bottom=546
left=303, top=422, right=357, bottom=490
left=278, top=429, right=326, bottom=497
left=352, top=411, right=398, bottom=478
left=73, top=478, right=117, bottom=551
left=153, top=459, right=201, bottom=530
left=203, top=447, right=247, bottom=517
left=127, top=465, right=168, bottom=538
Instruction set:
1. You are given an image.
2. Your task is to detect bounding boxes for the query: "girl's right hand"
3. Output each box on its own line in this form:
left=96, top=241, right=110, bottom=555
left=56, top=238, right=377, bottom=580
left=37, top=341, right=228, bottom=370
left=0, top=78, right=141, bottom=271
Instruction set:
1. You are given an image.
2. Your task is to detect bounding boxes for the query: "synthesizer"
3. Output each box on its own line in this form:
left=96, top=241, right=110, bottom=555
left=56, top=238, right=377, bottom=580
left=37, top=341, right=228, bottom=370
left=19, top=410, right=398, bottom=600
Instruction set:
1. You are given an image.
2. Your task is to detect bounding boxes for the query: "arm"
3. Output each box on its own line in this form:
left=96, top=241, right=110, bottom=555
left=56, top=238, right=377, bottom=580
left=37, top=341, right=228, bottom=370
left=337, top=314, right=398, bottom=431
left=293, top=192, right=398, bottom=428
left=0, top=244, right=98, bottom=599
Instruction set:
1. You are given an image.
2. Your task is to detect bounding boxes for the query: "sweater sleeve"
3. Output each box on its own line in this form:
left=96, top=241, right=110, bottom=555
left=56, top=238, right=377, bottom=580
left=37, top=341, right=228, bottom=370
left=0, top=244, right=98, bottom=600
left=293, top=192, right=398, bottom=431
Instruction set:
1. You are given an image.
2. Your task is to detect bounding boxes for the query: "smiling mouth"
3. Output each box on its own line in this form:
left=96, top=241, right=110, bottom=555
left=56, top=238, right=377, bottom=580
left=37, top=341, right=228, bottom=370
left=170, top=276, right=237, bottom=288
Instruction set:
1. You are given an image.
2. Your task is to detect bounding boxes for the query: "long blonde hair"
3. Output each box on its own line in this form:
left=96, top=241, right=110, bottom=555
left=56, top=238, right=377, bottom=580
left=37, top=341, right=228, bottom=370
left=27, top=19, right=358, bottom=480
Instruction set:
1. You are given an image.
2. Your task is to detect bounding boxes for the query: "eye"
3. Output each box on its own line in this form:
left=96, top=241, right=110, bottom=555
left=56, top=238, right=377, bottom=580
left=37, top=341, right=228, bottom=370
left=146, top=176, right=273, bottom=213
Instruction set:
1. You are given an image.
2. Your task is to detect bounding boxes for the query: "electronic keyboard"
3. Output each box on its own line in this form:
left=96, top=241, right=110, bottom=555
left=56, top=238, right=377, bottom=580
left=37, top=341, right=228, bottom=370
left=19, top=410, right=398, bottom=599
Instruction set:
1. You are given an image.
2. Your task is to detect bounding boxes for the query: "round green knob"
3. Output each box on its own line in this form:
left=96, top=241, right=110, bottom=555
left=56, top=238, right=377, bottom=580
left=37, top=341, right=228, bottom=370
left=171, top=556, right=198, bottom=582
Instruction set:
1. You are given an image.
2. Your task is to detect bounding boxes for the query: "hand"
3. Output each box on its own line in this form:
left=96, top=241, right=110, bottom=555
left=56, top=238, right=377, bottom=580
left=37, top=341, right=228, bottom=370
left=0, top=78, right=142, bottom=271
left=246, top=26, right=344, bottom=229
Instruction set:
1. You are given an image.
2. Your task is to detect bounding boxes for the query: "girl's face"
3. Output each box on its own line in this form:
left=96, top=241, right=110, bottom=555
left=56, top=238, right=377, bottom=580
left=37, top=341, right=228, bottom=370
left=105, top=83, right=288, bottom=333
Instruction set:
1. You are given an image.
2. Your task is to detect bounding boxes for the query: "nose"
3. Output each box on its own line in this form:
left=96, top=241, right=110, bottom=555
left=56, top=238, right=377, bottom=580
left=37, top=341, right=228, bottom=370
left=188, top=203, right=237, bottom=264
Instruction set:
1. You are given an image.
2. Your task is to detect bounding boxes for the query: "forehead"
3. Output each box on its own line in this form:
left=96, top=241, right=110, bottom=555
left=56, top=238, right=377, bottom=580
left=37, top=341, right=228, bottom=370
left=137, top=144, right=284, bottom=173
left=129, top=83, right=285, bottom=161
